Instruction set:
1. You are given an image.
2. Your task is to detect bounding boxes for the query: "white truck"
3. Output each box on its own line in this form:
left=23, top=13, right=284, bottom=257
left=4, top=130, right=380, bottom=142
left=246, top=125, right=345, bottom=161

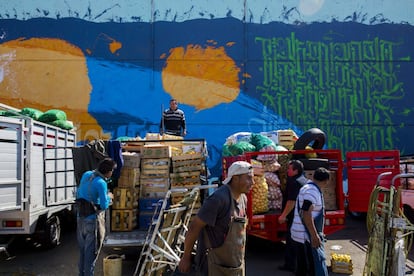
left=0, top=104, right=77, bottom=255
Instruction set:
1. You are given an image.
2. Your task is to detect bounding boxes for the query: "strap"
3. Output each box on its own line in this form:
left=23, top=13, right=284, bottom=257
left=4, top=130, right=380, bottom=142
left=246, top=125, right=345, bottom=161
left=297, top=182, right=325, bottom=234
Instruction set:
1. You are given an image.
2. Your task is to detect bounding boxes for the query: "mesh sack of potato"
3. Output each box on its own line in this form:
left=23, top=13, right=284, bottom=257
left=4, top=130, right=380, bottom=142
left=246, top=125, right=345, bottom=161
left=252, top=174, right=269, bottom=214
left=265, top=172, right=283, bottom=210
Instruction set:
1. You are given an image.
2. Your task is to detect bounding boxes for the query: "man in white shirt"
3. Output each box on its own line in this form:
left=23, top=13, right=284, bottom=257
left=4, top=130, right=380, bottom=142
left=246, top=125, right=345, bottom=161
left=291, top=167, right=330, bottom=276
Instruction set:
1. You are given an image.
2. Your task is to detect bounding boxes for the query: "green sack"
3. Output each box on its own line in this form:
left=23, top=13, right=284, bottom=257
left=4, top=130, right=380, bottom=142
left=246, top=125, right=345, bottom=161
left=20, top=107, right=44, bottom=120
left=250, top=133, right=276, bottom=151
left=50, top=119, right=74, bottom=130
left=38, top=109, right=67, bottom=123
left=228, top=141, right=256, bottom=156
left=222, top=144, right=233, bottom=157
left=0, top=110, right=19, bottom=117
left=116, top=136, right=135, bottom=142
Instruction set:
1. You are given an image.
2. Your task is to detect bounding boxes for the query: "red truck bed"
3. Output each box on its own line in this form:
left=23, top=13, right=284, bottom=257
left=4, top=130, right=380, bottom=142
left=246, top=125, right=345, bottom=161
left=223, top=149, right=345, bottom=242
left=346, top=150, right=400, bottom=213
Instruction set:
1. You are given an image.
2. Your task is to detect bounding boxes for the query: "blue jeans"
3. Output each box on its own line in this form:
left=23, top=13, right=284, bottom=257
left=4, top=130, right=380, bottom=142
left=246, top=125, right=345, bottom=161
left=77, top=217, right=97, bottom=276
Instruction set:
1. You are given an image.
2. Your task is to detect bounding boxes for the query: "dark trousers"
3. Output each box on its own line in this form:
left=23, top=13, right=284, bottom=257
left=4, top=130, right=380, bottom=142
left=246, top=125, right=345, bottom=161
left=293, top=240, right=314, bottom=276
left=283, top=221, right=296, bottom=269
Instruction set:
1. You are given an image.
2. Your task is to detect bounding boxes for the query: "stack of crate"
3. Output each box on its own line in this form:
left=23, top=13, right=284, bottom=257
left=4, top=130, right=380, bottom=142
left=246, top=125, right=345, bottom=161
left=111, top=152, right=140, bottom=231
left=170, top=153, right=204, bottom=214
left=139, top=144, right=172, bottom=230
left=277, top=129, right=298, bottom=149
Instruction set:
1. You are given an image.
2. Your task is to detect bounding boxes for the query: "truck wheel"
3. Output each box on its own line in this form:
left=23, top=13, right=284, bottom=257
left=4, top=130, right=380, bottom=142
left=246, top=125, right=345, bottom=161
left=293, top=128, right=326, bottom=150
left=293, top=128, right=326, bottom=159
left=43, top=215, right=61, bottom=248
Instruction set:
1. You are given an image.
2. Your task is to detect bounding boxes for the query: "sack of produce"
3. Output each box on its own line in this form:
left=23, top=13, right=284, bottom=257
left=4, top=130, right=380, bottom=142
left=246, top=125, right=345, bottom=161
left=20, top=107, right=43, bottom=120
left=252, top=174, right=269, bottom=214
left=225, top=132, right=252, bottom=145
left=50, top=119, right=74, bottom=130
left=265, top=172, right=283, bottom=210
left=228, top=141, right=256, bottom=156
left=250, top=133, right=276, bottom=151
left=38, top=109, right=67, bottom=123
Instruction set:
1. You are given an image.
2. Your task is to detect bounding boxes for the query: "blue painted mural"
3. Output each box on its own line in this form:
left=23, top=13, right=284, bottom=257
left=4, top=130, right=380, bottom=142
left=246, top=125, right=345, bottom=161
left=0, top=1, right=413, bottom=176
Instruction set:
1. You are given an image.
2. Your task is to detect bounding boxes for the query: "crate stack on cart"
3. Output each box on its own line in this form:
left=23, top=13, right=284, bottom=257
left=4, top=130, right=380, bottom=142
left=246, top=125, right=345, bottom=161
left=112, top=138, right=207, bottom=232
left=139, top=144, right=172, bottom=230
left=111, top=152, right=140, bottom=231
left=170, top=152, right=204, bottom=215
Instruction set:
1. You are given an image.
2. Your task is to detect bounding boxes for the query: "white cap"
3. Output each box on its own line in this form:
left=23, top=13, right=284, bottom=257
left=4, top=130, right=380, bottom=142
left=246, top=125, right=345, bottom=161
left=223, top=161, right=253, bottom=184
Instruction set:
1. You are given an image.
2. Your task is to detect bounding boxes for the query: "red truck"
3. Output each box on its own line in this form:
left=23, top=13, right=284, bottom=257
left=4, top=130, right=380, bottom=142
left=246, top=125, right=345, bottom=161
left=222, top=148, right=346, bottom=242
left=346, top=150, right=401, bottom=214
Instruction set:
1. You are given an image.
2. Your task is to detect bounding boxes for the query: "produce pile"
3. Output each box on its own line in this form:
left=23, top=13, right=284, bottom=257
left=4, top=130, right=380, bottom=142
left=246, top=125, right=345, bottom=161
left=0, top=107, right=74, bottom=130
left=223, top=131, right=291, bottom=214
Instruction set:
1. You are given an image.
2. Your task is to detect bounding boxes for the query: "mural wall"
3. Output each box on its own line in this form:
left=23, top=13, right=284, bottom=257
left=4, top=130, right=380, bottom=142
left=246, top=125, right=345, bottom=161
left=0, top=0, right=413, bottom=176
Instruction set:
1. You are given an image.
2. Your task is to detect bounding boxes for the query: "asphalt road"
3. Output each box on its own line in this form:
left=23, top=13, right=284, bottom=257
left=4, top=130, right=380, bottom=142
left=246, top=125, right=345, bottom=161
left=1, top=215, right=414, bottom=275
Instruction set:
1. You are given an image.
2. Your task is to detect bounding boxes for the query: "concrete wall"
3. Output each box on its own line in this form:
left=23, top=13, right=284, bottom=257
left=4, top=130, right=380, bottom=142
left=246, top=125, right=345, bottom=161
left=0, top=0, right=413, bottom=175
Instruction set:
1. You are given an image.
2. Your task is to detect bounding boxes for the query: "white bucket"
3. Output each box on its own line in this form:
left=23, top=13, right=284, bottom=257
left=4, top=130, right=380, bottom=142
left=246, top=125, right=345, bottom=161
left=103, top=254, right=122, bottom=276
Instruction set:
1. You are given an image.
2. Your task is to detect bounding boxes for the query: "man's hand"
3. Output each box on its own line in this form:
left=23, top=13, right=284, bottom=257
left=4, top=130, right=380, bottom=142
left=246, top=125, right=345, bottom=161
left=310, top=233, right=322, bottom=248
left=183, top=130, right=187, bottom=136
left=278, top=214, right=286, bottom=224
left=178, top=255, right=192, bottom=273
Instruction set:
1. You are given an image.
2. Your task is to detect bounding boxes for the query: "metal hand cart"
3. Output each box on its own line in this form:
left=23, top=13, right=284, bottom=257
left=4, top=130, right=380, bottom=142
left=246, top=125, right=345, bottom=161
left=364, top=172, right=414, bottom=275
left=134, top=184, right=215, bottom=276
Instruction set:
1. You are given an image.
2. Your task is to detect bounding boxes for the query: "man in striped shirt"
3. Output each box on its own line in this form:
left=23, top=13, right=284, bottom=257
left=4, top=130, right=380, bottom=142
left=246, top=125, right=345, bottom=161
left=160, top=99, right=187, bottom=136
left=291, top=167, right=330, bottom=276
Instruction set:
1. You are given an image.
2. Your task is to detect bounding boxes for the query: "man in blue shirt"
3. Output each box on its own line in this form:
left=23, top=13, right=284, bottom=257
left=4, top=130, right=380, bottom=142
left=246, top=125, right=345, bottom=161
left=76, top=157, right=116, bottom=276
left=160, top=99, right=187, bottom=136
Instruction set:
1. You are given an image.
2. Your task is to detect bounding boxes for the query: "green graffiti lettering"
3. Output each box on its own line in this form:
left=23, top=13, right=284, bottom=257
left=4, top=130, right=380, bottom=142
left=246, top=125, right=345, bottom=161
left=256, top=34, right=407, bottom=151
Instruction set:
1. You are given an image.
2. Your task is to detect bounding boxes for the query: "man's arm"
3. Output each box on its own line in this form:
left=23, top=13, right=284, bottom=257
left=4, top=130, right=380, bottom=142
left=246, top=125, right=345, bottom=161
left=97, top=179, right=111, bottom=210
left=159, top=112, right=165, bottom=134
left=302, top=204, right=321, bottom=248
left=181, top=111, right=186, bottom=136
left=278, top=200, right=295, bottom=224
left=178, top=216, right=206, bottom=273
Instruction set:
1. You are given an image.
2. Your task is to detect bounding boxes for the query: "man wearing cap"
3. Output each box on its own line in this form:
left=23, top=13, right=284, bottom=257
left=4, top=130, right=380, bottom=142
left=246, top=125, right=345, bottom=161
left=178, top=161, right=254, bottom=276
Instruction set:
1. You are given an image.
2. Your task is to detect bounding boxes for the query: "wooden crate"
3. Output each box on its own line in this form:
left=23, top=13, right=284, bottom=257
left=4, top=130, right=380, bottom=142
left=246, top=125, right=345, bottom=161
left=118, top=167, right=140, bottom=188
left=142, top=145, right=171, bottom=159
left=112, top=187, right=139, bottom=210
left=111, top=209, right=137, bottom=232
left=171, top=191, right=202, bottom=205
left=140, top=182, right=169, bottom=198
left=122, top=152, right=141, bottom=167
left=172, top=154, right=203, bottom=172
left=141, top=167, right=170, bottom=178
left=170, top=171, right=201, bottom=187
left=277, top=129, right=297, bottom=148
left=331, top=254, right=353, bottom=274
left=141, top=158, right=170, bottom=170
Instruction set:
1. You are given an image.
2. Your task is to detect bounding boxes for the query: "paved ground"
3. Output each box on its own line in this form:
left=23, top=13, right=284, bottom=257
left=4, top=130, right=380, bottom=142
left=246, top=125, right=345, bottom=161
left=2, top=214, right=414, bottom=275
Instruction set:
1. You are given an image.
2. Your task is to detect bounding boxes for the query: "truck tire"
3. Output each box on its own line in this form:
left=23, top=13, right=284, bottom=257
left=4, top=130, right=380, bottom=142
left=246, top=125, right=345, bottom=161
left=293, top=128, right=326, bottom=159
left=42, top=215, right=61, bottom=248
left=293, top=128, right=326, bottom=150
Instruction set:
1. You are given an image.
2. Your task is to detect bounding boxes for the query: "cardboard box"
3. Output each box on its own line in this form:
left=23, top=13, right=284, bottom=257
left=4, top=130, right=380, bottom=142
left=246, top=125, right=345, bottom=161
left=142, top=145, right=171, bottom=159
left=304, top=170, right=337, bottom=210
